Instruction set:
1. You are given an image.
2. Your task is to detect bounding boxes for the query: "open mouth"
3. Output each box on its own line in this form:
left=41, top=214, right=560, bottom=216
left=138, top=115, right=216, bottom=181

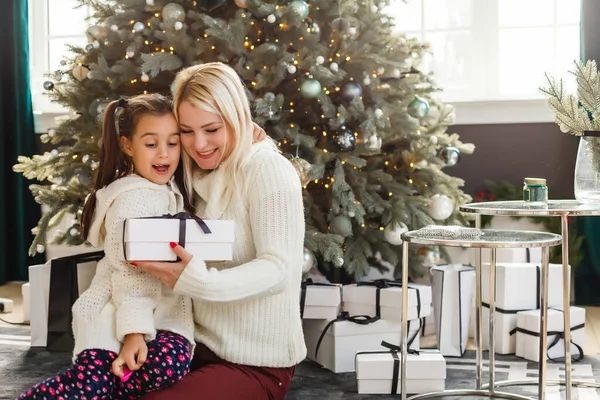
left=197, top=149, right=217, bottom=159
left=153, top=164, right=170, bottom=174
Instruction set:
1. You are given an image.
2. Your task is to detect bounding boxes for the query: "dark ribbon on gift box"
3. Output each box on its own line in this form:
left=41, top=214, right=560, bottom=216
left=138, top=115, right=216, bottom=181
left=299, top=279, right=341, bottom=319
left=355, top=279, right=423, bottom=322
left=123, top=212, right=211, bottom=262
left=481, top=265, right=540, bottom=314
left=47, top=251, right=105, bottom=352
left=355, top=340, right=420, bottom=395
left=583, top=131, right=600, bottom=137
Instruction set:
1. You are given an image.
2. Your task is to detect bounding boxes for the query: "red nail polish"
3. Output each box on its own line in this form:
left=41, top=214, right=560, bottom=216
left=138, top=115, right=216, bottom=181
left=130, top=262, right=137, bottom=266
left=169, top=242, right=177, bottom=248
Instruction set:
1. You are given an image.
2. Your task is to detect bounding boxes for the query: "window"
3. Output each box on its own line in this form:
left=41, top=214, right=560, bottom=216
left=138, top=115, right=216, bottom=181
left=28, top=0, right=91, bottom=131
left=386, top=0, right=581, bottom=124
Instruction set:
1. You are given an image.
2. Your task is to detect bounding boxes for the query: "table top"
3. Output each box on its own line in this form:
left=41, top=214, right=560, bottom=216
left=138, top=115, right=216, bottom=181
left=401, top=228, right=562, bottom=248
left=460, top=200, right=600, bottom=216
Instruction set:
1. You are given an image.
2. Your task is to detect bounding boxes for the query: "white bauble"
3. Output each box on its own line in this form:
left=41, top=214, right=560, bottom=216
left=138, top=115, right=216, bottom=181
left=110, top=24, right=119, bottom=32
left=329, top=62, right=339, bottom=72
left=315, top=55, right=324, bottom=65
left=267, top=14, right=276, bottom=23
left=430, top=136, right=438, bottom=145
left=428, top=194, right=454, bottom=220
left=287, top=65, right=297, bottom=74
left=141, top=72, right=149, bottom=82
left=374, top=108, right=383, bottom=118
left=383, top=222, right=408, bottom=245
left=302, top=248, right=316, bottom=273
left=133, top=22, right=145, bottom=32
left=174, top=21, right=183, bottom=30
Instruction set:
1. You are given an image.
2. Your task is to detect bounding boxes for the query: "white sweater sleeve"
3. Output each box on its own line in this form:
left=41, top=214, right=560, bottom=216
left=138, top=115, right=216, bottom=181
left=174, top=153, right=305, bottom=303
left=104, top=189, right=166, bottom=342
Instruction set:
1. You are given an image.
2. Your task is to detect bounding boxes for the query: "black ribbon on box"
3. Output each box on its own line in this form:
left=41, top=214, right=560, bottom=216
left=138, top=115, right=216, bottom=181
left=123, top=212, right=212, bottom=262
left=482, top=265, right=540, bottom=314
left=47, top=251, right=105, bottom=352
left=355, top=279, right=423, bottom=321
left=355, top=340, right=421, bottom=395
left=299, top=279, right=341, bottom=319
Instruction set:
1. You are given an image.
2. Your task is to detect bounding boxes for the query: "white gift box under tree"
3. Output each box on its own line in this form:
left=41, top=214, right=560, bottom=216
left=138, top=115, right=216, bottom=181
left=299, top=280, right=342, bottom=320
left=515, top=307, right=586, bottom=363
left=343, top=281, right=432, bottom=322
left=355, top=346, right=446, bottom=395
left=431, top=264, right=475, bottom=357
left=122, top=213, right=234, bottom=261
left=481, top=262, right=568, bottom=355
left=303, top=314, right=421, bottom=373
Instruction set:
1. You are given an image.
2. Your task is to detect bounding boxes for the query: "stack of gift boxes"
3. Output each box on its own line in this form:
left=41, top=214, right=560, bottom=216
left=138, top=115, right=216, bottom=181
left=300, top=280, right=446, bottom=394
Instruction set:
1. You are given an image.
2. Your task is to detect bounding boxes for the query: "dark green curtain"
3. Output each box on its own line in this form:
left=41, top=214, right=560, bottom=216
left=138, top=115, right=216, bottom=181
left=574, top=0, right=600, bottom=305
left=0, top=0, right=44, bottom=285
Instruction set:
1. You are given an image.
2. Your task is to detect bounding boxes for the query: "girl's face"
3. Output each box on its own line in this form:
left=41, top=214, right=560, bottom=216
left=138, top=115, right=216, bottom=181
left=120, top=113, right=181, bottom=185
left=177, top=101, right=232, bottom=171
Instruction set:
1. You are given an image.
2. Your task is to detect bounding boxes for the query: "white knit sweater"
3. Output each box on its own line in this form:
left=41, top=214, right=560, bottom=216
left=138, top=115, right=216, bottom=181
left=71, top=175, right=195, bottom=357
left=173, top=142, right=307, bottom=368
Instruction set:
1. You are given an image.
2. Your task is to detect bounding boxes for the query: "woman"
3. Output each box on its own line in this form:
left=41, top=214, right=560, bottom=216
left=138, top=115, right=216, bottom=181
left=134, top=62, right=306, bottom=399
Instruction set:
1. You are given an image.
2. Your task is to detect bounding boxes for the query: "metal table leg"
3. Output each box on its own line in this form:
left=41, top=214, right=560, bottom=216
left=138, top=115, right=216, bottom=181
left=561, top=214, right=573, bottom=400
left=539, top=246, right=550, bottom=400
left=489, top=248, right=497, bottom=396
left=475, top=214, right=483, bottom=390
left=401, top=241, right=409, bottom=400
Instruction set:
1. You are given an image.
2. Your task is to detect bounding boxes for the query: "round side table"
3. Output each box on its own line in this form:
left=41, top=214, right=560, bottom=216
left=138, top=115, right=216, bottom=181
left=399, top=228, right=561, bottom=400
left=461, top=200, right=600, bottom=400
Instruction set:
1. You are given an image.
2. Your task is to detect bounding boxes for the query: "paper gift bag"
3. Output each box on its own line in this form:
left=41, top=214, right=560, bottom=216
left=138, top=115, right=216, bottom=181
left=431, top=265, right=475, bottom=357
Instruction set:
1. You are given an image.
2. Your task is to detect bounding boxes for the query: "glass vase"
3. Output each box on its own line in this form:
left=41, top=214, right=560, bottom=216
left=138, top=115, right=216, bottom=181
left=574, top=133, right=600, bottom=203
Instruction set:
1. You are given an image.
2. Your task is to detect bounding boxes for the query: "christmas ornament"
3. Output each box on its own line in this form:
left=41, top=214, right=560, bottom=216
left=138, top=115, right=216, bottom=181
left=348, top=27, right=357, bottom=36
left=307, top=21, right=320, bottom=35
left=48, top=129, right=56, bottom=137
left=85, top=44, right=94, bottom=52
left=302, top=248, right=316, bottom=273
left=287, top=65, right=297, bottom=74
left=141, top=72, right=150, bottom=82
left=78, top=169, right=93, bottom=186
left=428, top=194, right=454, bottom=220
left=234, top=0, right=248, bottom=8
left=51, top=149, right=59, bottom=157
left=126, top=50, right=135, bottom=58
left=196, top=0, right=227, bottom=11
left=175, top=21, right=184, bottom=30
left=341, top=82, right=362, bottom=102
left=383, top=222, right=408, bottom=245
left=393, top=69, right=401, bottom=78
left=67, top=224, right=82, bottom=241
left=363, top=76, right=371, bottom=85
left=92, top=41, right=100, bottom=49
left=439, top=145, right=460, bottom=167
left=72, top=65, right=89, bottom=81
left=333, top=257, right=344, bottom=267
left=267, top=14, right=276, bottom=23
left=43, top=81, right=54, bottom=90
left=347, top=211, right=355, bottom=218
left=91, top=161, right=99, bottom=169
left=146, top=0, right=155, bottom=5
left=163, top=3, right=186, bottom=23
left=133, top=22, right=145, bottom=32
left=264, top=92, right=276, bottom=101
left=374, top=109, right=383, bottom=118
left=300, top=79, right=321, bottom=98
left=288, top=0, right=309, bottom=20
left=36, top=244, right=45, bottom=253
left=331, top=18, right=350, bottom=34
left=290, top=157, right=312, bottom=187
left=331, top=215, right=353, bottom=237
left=329, top=62, right=338, bottom=72
left=82, top=154, right=90, bottom=163
left=315, top=56, right=324, bottom=65
left=110, top=24, right=119, bottom=32
left=377, top=67, right=385, bottom=75
left=367, top=134, right=382, bottom=151
left=407, top=96, right=430, bottom=119
left=335, top=126, right=357, bottom=151
left=86, top=25, right=106, bottom=40
left=430, top=136, right=438, bottom=145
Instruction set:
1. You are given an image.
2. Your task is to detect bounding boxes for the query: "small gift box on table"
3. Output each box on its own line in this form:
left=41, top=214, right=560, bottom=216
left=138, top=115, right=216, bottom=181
left=299, top=279, right=342, bottom=320
left=343, top=280, right=432, bottom=322
left=481, top=262, right=568, bottom=355
left=355, top=343, right=446, bottom=394
left=303, top=312, right=421, bottom=373
left=431, top=264, right=475, bottom=357
left=121, top=212, right=234, bottom=261
left=515, top=307, right=586, bottom=363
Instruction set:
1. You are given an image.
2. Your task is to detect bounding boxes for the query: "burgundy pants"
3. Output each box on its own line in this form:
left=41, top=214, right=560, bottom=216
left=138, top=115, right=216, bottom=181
left=142, top=342, right=296, bottom=400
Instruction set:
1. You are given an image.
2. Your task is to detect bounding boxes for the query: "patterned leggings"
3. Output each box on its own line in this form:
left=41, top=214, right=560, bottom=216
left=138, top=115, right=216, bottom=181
left=17, top=331, right=191, bottom=400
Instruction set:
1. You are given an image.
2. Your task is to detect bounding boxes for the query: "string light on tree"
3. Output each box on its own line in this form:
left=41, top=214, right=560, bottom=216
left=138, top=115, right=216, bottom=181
left=407, top=96, right=430, bottom=118
left=383, top=222, right=408, bottom=245
left=429, top=194, right=454, bottom=220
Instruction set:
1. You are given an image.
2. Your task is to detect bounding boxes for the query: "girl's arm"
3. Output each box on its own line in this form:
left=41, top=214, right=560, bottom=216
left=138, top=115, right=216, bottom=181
left=104, top=189, right=166, bottom=342
left=173, top=153, right=305, bottom=303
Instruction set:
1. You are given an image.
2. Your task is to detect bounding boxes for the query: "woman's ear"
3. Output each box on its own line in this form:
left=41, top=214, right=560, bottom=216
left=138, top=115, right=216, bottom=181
left=120, top=136, right=134, bottom=157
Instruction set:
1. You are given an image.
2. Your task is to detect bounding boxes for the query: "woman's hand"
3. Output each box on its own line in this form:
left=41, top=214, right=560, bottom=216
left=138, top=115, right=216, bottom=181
left=131, top=242, right=192, bottom=290
left=252, top=122, right=267, bottom=143
left=112, top=333, right=147, bottom=377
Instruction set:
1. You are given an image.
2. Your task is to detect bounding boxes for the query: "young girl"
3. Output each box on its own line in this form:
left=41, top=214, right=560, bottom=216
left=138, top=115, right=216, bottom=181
left=18, top=94, right=195, bottom=400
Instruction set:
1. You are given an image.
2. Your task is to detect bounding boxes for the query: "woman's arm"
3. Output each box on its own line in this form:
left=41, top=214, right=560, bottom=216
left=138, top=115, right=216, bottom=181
left=173, top=153, right=305, bottom=303
left=104, top=189, right=166, bottom=342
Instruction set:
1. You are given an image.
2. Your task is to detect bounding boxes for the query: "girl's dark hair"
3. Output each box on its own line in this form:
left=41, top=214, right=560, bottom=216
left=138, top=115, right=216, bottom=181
left=81, top=93, right=193, bottom=239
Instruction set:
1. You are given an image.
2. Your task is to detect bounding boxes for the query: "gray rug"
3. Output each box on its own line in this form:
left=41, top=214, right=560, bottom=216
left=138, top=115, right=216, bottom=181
left=1, top=327, right=600, bottom=400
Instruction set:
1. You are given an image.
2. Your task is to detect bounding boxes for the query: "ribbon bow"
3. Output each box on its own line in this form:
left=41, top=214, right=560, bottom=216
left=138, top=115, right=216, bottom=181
left=314, top=311, right=378, bottom=360
left=355, top=279, right=422, bottom=321
left=299, top=279, right=339, bottom=319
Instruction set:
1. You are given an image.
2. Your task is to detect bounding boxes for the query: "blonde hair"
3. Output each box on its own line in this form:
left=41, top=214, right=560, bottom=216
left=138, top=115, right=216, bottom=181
left=171, top=62, right=276, bottom=209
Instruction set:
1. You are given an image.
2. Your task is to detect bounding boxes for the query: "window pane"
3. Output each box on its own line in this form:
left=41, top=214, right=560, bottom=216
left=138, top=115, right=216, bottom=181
left=425, top=30, right=474, bottom=94
left=386, top=0, right=422, bottom=33
left=48, top=37, right=87, bottom=72
left=557, top=0, right=581, bottom=24
left=499, top=0, right=553, bottom=27
left=48, top=0, right=88, bottom=36
left=499, top=28, right=554, bottom=97
left=424, top=0, right=472, bottom=30
left=555, top=26, right=581, bottom=93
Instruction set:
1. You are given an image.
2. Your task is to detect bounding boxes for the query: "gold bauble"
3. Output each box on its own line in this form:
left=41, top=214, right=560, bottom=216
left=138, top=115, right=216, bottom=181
left=290, top=157, right=312, bottom=187
left=72, top=65, right=89, bottom=82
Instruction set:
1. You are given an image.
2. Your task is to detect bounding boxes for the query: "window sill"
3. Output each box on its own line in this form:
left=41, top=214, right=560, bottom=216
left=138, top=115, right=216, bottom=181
left=451, top=99, right=555, bottom=125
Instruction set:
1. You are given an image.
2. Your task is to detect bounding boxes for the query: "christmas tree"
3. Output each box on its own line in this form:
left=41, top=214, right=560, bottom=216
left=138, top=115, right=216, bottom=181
left=14, top=0, right=474, bottom=280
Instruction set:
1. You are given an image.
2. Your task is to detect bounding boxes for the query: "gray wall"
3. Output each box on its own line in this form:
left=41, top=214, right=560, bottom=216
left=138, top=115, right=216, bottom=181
left=449, top=123, right=579, bottom=198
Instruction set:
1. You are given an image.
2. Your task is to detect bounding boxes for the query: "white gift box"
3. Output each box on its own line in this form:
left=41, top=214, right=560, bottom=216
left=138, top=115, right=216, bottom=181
left=468, top=247, right=542, bottom=265
left=29, top=258, right=98, bottom=347
left=343, top=282, right=432, bottom=322
left=122, top=216, right=234, bottom=261
left=355, top=349, right=446, bottom=394
left=516, top=307, right=586, bottom=362
left=481, top=262, right=568, bottom=354
left=300, top=281, right=342, bottom=320
left=431, top=265, right=475, bottom=357
left=22, top=283, right=30, bottom=323
left=303, top=316, right=421, bottom=373
left=421, top=312, right=436, bottom=337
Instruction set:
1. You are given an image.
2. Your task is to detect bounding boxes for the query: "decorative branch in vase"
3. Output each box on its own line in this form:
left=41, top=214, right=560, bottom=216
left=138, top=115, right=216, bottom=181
left=540, top=60, right=600, bottom=203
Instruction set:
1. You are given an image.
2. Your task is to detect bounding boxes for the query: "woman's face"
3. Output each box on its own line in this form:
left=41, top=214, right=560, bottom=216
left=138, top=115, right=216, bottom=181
left=178, top=100, right=232, bottom=170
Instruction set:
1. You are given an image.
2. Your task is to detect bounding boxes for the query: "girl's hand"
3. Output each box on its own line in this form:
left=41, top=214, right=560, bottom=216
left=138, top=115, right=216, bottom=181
left=112, top=333, right=147, bottom=377
left=252, top=122, right=267, bottom=143
left=131, top=242, right=192, bottom=290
